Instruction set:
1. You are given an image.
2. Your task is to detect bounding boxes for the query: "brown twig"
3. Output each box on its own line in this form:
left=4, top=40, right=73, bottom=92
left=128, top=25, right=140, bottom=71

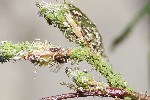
left=40, top=87, right=126, bottom=100
left=126, top=91, right=150, bottom=100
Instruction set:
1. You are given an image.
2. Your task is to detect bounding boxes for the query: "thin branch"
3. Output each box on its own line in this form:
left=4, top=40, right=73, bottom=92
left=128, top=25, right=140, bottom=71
left=0, top=41, right=150, bottom=99
left=40, top=88, right=126, bottom=100
left=0, top=41, right=127, bottom=90
left=127, top=92, right=150, bottom=100
left=64, top=67, right=150, bottom=100
left=39, top=87, right=150, bottom=100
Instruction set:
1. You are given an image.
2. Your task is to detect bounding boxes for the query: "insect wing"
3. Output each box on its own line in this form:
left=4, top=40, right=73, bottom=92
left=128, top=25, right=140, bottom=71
left=49, top=63, right=64, bottom=73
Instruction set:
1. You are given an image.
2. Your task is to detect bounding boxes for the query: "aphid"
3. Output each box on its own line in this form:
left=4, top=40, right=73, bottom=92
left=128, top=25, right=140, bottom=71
left=48, top=54, right=68, bottom=73
left=65, top=13, right=83, bottom=39
left=65, top=14, right=91, bottom=48
left=49, top=48, right=69, bottom=72
left=54, top=54, right=67, bottom=63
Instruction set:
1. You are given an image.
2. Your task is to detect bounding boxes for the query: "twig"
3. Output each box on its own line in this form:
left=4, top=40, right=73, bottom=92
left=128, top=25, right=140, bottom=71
left=40, top=88, right=126, bottom=100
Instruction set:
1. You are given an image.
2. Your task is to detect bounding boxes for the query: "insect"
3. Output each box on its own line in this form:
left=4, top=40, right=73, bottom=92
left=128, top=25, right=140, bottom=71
left=54, top=53, right=68, bottom=63
left=48, top=54, right=68, bottom=73
left=49, top=48, right=67, bottom=63
left=37, top=1, right=107, bottom=59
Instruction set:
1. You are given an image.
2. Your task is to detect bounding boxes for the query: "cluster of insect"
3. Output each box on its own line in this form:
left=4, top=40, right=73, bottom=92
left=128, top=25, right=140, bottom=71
left=15, top=40, right=69, bottom=73
left=36, top=1, right=105, bottom=55
left=35, top=1, right=106, bottom=72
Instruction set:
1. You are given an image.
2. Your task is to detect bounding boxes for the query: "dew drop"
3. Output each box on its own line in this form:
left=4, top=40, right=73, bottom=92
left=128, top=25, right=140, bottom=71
left=83, top=68, right=88, bottom=73
left=33, top=76, right=36, bottom=80
left=33, top=66, right=38, bottom=79
left=34, top=70, right=37, bottom=74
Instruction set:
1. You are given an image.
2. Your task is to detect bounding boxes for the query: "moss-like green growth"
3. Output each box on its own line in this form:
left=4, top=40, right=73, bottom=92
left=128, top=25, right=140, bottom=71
left=70, top=47, right=132, bottom=92
left=124, top=97, right=132, bottom=100
left=0, top=41, right=33, bottom=62
left=0, top=41, right=132, bottom=92
left=0, top=41, right=59, bottom=67
left=65, top=67, right=94, bottom=88
left=36, top=1, right=104, bottom=54
left=65, top=67, right=108, bottom=90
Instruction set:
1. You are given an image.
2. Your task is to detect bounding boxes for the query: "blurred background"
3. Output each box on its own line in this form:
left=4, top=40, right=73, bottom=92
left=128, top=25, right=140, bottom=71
left=0, top=0, right=149, bottom=100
